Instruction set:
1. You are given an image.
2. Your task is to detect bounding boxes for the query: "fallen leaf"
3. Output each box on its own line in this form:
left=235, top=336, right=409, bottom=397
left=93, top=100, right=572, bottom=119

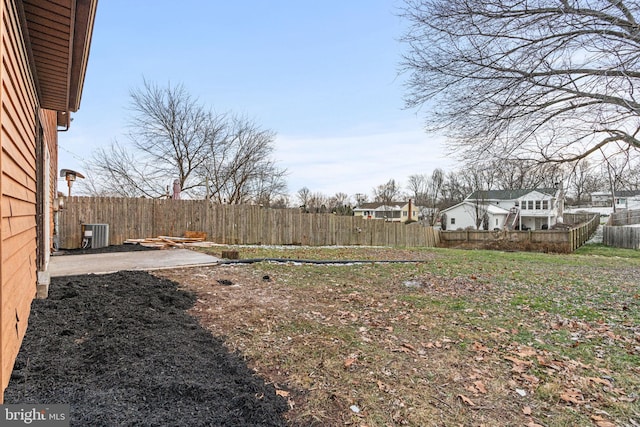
left=536, top=356, right=563, bottom=370
left=610, top=387, right=627, bottom=396
left=521, top=374, right=540, bottom=385
left=588, top=377, right=613, bottom=386
left=457, top=394, right=475, bottom=406
left=511, top=363, right=529, bottom=374
left=472, top=341, right=490, bottom=352
left=473, top=380, right=487, bottom=394
left=504, top=355, right=533, bottom=367
left=402, top=343, right=416, bottom=352
left=276, top=389, right=290, bottom=397
left=591, top=415, right=616, bottom=427
left=560, top=388, right=583, bottom=405
left=522, top=406, right=532, bottom=415
left=515, top=346, right=537, bottom=357
left=343, top=357, right=357, bottom=369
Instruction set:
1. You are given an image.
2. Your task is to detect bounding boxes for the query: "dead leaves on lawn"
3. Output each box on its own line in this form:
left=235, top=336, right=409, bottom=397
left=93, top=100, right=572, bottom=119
left=157, top=261, right=640, bottom=427
left=463, top=334, right=638, bottom=426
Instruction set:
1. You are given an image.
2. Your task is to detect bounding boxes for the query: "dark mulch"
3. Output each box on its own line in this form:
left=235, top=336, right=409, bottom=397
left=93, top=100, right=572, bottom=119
left=5, top=270, right=289, bottom=426
left=56, top=244, right=158, bottom=256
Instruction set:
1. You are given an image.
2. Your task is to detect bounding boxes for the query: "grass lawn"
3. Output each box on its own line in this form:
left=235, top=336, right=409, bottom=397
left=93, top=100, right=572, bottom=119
left=161, top=244, right=640, bottom=426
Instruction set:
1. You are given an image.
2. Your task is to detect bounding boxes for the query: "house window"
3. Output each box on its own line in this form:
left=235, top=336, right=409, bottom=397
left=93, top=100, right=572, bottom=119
left=535, top=200, right=541, bottom=210
left=451, top=218, right=456, bottom=225
left=542, top=200, right=548, bottom=209
left=495, top=218, right=499, bottom=226
left=528, top=201, right=534, bottom=210
left=403, top=211, right=407, bottom=217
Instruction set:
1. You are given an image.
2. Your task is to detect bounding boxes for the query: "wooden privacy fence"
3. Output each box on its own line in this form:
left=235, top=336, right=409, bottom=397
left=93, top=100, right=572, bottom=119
left=607, top=209, right=640, bottom=226
left=603, top=209, right=640, bottom=249
left=57, top=197, right=440, bottom=249
left=439, top=213, right=600, bottom=253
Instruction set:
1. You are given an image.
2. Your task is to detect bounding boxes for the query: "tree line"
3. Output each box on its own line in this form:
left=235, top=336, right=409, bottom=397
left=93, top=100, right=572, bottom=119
left=295, top=156, right=640, bottom=224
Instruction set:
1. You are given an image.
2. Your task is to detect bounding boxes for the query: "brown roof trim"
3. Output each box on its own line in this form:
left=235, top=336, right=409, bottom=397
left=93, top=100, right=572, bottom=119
left=21, top=0, right=98, bottom=113
left=68, top=0, right=98, bottom=111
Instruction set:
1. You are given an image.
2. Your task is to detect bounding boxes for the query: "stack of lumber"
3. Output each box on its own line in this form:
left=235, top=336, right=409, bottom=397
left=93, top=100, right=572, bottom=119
left=124, top=235, right=206, bottom=249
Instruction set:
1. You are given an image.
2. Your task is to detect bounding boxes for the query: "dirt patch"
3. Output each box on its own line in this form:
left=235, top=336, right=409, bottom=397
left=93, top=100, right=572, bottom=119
left=5, top=270, right=288, bottom=426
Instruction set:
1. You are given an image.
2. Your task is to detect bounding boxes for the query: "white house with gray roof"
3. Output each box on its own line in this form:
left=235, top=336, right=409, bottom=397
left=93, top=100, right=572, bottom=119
left=440, top=188, right=561, bottom=231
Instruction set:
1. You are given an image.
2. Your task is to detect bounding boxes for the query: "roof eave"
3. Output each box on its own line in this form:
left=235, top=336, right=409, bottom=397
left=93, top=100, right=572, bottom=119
left=22, top=0, right=98, bottom=115
left=68, top=0, right=98, bottom=112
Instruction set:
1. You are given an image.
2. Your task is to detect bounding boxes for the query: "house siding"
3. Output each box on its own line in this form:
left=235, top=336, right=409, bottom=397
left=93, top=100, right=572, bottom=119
left=0, top=0, right=59, bottom=401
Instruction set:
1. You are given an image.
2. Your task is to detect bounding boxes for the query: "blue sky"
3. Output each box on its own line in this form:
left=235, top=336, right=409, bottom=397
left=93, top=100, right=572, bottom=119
left=59, top=1, right=454, bottom=200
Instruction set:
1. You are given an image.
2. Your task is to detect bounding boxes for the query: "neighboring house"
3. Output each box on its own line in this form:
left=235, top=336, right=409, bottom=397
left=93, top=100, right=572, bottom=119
left=590, top=191, right=640, bottom=210
left=353, top=200, right=421, bottom=223
left=440, top=188, right=560, bottom=231
left=0, top=0, right=97, bottom=401
left=439, top=201, right=510, bottom=230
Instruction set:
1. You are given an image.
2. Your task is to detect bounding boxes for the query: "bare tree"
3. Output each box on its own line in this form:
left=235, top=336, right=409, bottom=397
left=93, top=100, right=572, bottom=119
left=373, top=179, right=403, bottom=203
left=127, top=80, right=215, bottom=195
left=297, top=187, right=311, bottom=211
left=406, top=174, right=428, bottom=205
left=296, top=188, right=330, bottom=213
left=307, top=192, right=329, bottom=213
left=441, top=171, right=470, bottom=207
left=567, top=160, right=600, bottom=204
left=251, top=166, right=289, bottom=207
left=490, top=160, right=566, bottom=190
left=460, top=166, right=493, bottom=230
left=84, top=140, right=169, bottom=197
left=202, top=115, right=287, bottom=204
left=601, top=152, right=632, bottom=212
left=619, top=158, right=640, bottom=190
left=407, top=169, right=444, bottom=225
left=459, top=165, right=495, bottom=197
left=354, top=193, right=369, bottom=206
left=84, top=81, right=287, bottom=201
left=400, top=0, right=640, bottom=165
left=328, top=192, right=352, bottom=215
left=269, top=195, right=290, bottom=209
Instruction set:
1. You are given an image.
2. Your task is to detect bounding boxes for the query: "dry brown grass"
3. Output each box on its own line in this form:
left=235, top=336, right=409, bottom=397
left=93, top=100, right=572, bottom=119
left=156, top=246, right=640, bottom=426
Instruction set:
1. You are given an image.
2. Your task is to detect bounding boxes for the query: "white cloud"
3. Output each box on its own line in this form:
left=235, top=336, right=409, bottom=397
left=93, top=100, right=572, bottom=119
left=276, top=127, right=455, bottom=200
